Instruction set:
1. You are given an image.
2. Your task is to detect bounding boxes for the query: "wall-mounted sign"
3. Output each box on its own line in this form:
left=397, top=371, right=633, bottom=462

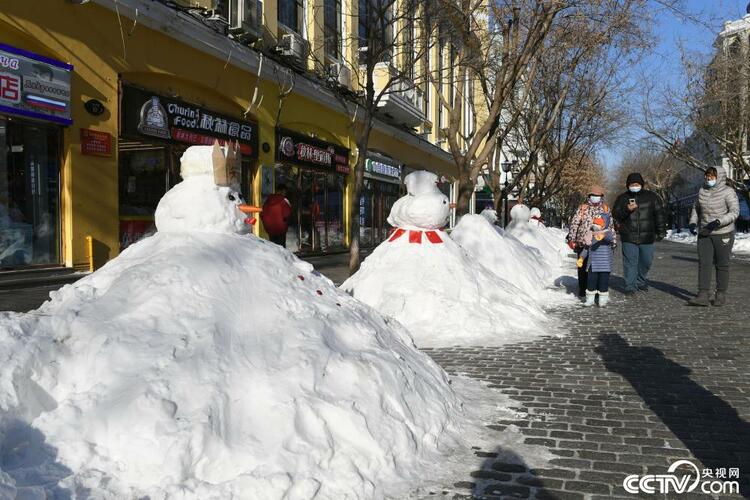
left=366, top=157, right=402, bottom=179
left=276, top=128, right=350, bottom=174
left=80, top=128, right=112, bottom=157
left=0, top=43, right=72, bottom=125
left=84, top=98, right=105, bottom=116
left=121, top=85, right=259, bottom=158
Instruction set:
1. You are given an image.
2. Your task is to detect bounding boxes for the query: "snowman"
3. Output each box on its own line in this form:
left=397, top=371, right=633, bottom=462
left=342, top=170, right=549, bottom=348
left=155, top=141, right=261, bottom=234
left=0, top=152, right=475, bottom=498
left=506, top=203, right=570, bottom=267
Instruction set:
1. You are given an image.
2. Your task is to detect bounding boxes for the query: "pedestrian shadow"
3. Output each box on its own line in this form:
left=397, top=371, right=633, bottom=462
left=606, top=275, right=694, bottom=301
left=0, top=418, right=84, bottom=498
left=595, top=334, right=750, bottom=498
left=454, top=446, right=559, bottom=499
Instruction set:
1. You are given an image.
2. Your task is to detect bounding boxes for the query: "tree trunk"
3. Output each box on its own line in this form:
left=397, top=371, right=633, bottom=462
left=348, top=129, right=371, bottom=276
left=455, top=171, right=475, bottom=216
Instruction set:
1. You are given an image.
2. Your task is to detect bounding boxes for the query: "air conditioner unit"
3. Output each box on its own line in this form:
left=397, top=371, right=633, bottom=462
left=228, top=0, right=262, bottom=42
left=277, top=33, right=310, bottom=66
left=327, top=63, right=352, bottom=88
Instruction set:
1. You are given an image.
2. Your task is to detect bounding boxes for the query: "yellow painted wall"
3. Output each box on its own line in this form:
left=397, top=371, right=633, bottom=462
left=1, top=0, right=454, bottom=268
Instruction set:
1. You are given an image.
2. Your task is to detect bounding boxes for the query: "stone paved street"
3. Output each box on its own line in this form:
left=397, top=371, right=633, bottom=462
left=425, top=241, right=750, bottom=499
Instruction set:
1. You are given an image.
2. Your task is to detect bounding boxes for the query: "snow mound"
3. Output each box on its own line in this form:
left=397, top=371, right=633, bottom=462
left=479, top=208, right=498, bottom=224
left=506, top=206, right=570, bottom=268
left=666, top=229, right=750, bottom=256
left=452, top=215, right=572, bottom=305
left=341, top=232, right=551, bottom=348
left=0, top=231, right=471, bottom=499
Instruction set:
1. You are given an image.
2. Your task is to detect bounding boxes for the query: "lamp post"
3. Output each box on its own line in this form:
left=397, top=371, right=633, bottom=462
left=500, top=160, right=515, bottom=227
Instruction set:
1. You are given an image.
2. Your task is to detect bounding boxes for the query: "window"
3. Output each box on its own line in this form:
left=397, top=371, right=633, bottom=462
left=324, top=0, right=342, bottom=58
left=279, top=0, right=304, bottom=33
left=358, top=0, right=393, bottom=64
left=438, top=32, right=446, bottom=129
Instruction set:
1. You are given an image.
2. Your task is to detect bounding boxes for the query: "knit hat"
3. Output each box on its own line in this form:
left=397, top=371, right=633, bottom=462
left=588, top=185, right=605, bottom=196
left=626, top=172, right=645, bottom=186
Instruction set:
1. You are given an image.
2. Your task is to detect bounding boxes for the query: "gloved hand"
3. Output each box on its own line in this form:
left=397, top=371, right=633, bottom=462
left=688, top=223, right=697, bottom=235
left=704, top=219, right=721, bottom=232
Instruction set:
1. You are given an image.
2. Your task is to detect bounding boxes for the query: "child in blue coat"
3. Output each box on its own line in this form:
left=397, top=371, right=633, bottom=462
left=582, top=213, right=616, bottom=307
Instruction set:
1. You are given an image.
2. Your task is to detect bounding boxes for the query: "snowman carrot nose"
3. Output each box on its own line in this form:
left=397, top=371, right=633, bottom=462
left=238, top=204, right=262, bottom=214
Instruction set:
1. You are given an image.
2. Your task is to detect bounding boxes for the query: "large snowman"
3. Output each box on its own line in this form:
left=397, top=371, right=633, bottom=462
left=342, top=171, right=550, bottom=348
left=0, top=147, right=471, bottom=499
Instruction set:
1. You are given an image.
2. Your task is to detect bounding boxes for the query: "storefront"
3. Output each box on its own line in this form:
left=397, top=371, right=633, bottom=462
left=119, top=84, right=259, bottom=250
left=359, top=153, right=402, bottom=247
left=274, top=128, right=349, bottom=254
left=0, top=43, right=71, bottom=270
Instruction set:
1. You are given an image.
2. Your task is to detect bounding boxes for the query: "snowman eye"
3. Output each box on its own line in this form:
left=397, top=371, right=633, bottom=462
left=442, top=200, right=447, bottom=204
left=228, top=193, right=236, bottom=201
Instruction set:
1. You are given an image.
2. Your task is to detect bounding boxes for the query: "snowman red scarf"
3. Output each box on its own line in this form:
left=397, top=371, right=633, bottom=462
left=388, top=228, right=444, bottom=244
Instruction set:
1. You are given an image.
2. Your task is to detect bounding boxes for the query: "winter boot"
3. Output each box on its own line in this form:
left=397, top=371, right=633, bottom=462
left=713, top=291, right=727, bottom=307
left=584, top=290, right=597, bottom=307
left=687, top=290, right=710, bottom=307
left=598, top=292, right=610, bottom=307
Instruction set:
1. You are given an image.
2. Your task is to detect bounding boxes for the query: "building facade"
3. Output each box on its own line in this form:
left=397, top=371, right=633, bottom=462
left=1, top=0, right=471, bottom=271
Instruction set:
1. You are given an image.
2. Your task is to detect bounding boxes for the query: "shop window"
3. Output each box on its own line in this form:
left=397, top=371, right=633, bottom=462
left=0, top=117, right=61, bottom=268
left=358, top=0, right=393, bottom=64
left=326, top=173, right=345, bottom=249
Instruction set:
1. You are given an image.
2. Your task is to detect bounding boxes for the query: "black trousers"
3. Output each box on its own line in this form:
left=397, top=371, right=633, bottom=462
left=697, top=233, right=734, bottom=292
left=577, top=250, right=588, bottom=297
left=270, top=232, right=286, bottom=248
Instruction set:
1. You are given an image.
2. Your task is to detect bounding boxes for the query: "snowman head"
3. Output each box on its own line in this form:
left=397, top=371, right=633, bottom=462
left=509, top=203, right=531, bottom=224
left=155, top=142, right=258, bottom=234
left=387, top=171, right=450, bottom=229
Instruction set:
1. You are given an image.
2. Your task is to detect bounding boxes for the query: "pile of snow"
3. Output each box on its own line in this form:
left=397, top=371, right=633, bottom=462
left=452, top=215, right=574, bottom=305
left=666, top=229, right=750, bottom=255
left=0, top=148, right=533, bottom=499
left=342, top=172, right=552, bottom=348
left=505, top=204, right=571, bottom=268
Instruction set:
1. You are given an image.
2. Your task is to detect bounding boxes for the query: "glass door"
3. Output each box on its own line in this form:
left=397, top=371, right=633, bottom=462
left=1, top=117, right=61, bottom=269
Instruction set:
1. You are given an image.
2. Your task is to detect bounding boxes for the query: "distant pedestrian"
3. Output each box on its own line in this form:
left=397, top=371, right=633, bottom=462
left=687, top=167, right=740, bottom=307
left=261, top=184, right=293, bottom=248
left=612, top=173, right=666, bottom=294
left=566, top=185, right=610, bottom=299
left=580, top=213, right=616, bottom=307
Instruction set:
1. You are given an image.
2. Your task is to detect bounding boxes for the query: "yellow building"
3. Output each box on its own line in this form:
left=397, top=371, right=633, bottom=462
left=0, top=0, right=463, bottom=271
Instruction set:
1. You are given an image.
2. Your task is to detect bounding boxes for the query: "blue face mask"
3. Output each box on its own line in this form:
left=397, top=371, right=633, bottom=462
left=628, top=186, right=642, bottom=193
left=589, top=196, right=602, bottom=204
left=706, top=179, right=717, bottom=188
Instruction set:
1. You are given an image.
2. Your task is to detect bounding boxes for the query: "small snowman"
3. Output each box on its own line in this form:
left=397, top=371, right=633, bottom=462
left=155, top=141, right=261, bottom=235
left=386, top=171, right=452, bottom=244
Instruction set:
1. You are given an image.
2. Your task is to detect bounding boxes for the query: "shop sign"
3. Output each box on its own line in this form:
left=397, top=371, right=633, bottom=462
left=276, top=128, right=350, bottom=174
left=0, top=43, right=72, bottom=125
left=80, top=129, right=112, bottom=157
left=366, top=158, right=401, bottom=179
left=121, top=85, right=259, bottom=158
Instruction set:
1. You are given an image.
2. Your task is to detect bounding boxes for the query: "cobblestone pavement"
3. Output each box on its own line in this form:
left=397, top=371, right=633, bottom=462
left=425, top=241, right=750, bottom=500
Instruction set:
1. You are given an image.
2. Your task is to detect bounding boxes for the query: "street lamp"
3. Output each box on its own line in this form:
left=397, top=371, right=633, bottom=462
left=500, top=160, right=515, bottom=227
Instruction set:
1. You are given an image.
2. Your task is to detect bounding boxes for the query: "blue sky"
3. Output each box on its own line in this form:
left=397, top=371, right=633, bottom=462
left=599, top=0, right=750, bottom=169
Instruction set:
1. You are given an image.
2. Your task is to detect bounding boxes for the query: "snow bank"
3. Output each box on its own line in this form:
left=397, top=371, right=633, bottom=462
left=666, top=229, right=750, bottom=255
left=0, top=232, right=477, bottom=499
left=341, top=232, right=552, bottom=349
left=451, top=215, right=573, bottom=305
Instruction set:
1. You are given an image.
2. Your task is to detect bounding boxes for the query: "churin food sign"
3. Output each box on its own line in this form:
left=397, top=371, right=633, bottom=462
left=122, top=85, right=259, bottom=157
left=276, top=128, right=350, bottom=174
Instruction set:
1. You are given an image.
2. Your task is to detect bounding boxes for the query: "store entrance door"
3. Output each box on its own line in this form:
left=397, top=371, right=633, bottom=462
left=298, top=170, right=326, bottom=253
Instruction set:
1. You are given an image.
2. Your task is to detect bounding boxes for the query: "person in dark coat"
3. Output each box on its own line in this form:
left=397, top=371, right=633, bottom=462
left=261, top=184, right=293, bottom=248
left=612, top=173, right=666, bottom=294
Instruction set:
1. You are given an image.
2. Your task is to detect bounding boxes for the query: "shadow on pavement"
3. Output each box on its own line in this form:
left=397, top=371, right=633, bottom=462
left=456, top=447, right=559, bottom=499
left=672, top=255, right=699, bottom=263
left=596, top=334, right=750, bottom=498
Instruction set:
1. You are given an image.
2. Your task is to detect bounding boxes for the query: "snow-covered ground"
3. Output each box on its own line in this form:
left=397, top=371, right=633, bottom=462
left=0, top=148, right=553, bottom=499
left=666, top=229, right=750, bottom=256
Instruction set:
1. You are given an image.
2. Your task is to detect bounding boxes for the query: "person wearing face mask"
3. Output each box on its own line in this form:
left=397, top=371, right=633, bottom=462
left=566, top=185, right=611, bottom=299
left=612, top=172, right=667, bottom=294
left=686, top=167, right=740, bottom=307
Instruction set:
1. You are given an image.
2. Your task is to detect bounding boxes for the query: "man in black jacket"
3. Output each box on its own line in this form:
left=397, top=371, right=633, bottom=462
left=612, top=173, right=667, bottom=294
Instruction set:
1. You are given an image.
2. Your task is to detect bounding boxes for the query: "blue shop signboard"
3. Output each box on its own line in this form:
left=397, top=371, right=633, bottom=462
left=0, top=43, right=73, bottom=125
